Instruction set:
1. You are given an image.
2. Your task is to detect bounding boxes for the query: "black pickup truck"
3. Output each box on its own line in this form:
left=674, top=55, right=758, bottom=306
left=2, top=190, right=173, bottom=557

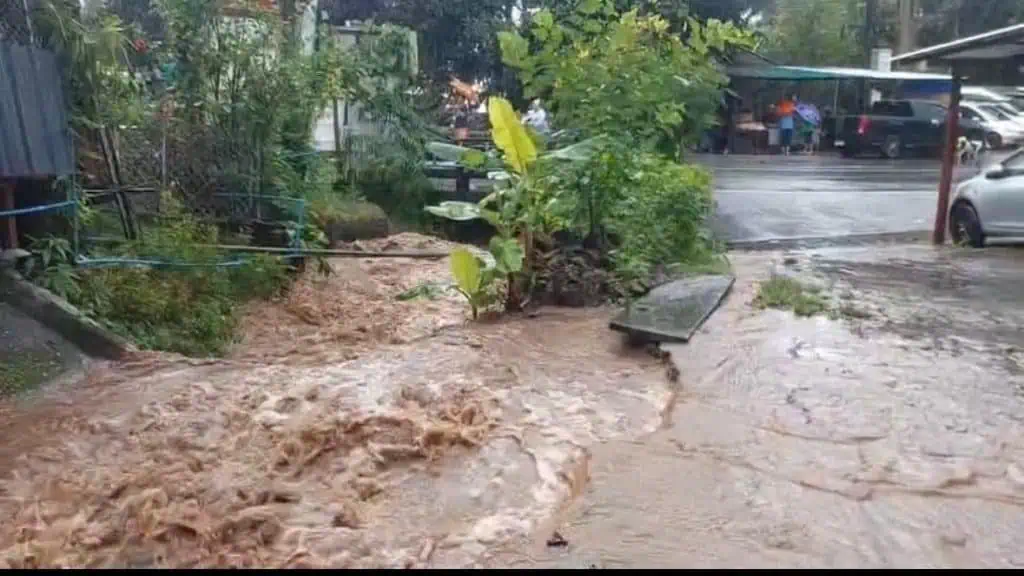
left=837, top=99, right=986, bottom=159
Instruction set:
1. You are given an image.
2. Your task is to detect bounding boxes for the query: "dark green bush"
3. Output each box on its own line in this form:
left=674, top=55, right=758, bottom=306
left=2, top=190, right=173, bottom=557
left=604, top=154, right=717, bottom=282
left=29, top=199, right=292, bottom=357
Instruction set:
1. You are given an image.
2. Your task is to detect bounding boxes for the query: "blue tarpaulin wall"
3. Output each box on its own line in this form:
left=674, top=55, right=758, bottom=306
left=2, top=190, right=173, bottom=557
left=0, top=42, right=74, bottom=179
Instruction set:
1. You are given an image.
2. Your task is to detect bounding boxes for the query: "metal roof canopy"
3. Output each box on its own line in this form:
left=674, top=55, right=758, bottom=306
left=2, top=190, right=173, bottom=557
left=727, top=64, right=953, bottom=87
left=0, top=42, right=74, bottom=179
left=892, top=23, right=1024, bottom=64
left=887, top=24, right=1024, bottom=248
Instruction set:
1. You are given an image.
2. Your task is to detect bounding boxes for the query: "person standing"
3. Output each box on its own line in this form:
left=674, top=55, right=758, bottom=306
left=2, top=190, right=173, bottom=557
left=777, top=95, right=797, bottom=156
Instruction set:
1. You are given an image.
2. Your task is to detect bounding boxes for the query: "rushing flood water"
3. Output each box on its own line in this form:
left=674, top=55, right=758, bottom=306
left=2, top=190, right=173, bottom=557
left=485, top=246, right=1024, bottom=569
left=0, top=236, right=671, bottom=568
left=4, top=240, right=1024, bottom=568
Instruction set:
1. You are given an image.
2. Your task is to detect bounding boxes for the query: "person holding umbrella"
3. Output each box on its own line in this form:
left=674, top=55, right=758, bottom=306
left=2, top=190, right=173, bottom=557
left=795, top=101, right=823, bottom=155
left=777, top=95, right=797, bottom=156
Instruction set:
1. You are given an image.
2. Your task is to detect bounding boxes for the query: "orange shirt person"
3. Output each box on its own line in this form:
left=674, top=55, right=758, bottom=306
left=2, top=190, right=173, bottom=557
left=777, top=95, right=798, bottom=156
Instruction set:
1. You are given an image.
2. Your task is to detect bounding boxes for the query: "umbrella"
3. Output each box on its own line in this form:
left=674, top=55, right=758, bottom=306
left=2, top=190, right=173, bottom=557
left=795, top=103, right=822, bottom=126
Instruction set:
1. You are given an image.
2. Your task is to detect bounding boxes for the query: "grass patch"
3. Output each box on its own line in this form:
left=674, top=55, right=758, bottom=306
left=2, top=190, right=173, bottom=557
left=672, top=255, right=733, bottom=277
left=754, top=276, right=830, bottom=318
left=0, top=351, right=65, bottom=397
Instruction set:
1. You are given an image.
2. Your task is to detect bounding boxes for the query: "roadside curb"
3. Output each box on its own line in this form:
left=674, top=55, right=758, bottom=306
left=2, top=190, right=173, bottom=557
left=0, top=269, right=136, bottom=360
left=725, top=230, right=932, bottom=252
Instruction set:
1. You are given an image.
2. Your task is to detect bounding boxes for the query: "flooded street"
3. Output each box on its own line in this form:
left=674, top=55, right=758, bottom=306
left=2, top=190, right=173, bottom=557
left=489, top=245, right=1024, bottom=568
left=3, top=237, right=1024, bottom=568
left=0, top=235, right=670, bottom=568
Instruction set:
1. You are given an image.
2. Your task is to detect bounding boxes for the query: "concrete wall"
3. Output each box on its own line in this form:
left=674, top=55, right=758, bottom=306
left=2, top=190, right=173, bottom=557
left=311, top=23, right=418, bottom=153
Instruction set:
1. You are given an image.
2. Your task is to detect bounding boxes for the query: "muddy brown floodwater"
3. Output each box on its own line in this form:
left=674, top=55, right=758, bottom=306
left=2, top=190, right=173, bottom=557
left=488, top=245, right=1024, bottom=569
left=0, top=234, right=671, bottom=568
left=4, top=238, right=1024, bottom=568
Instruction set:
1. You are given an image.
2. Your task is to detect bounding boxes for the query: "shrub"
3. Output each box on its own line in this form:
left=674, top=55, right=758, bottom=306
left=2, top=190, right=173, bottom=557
left=606, top=154, right=717, bottom=282
left=27, top=197, right=292, bottom=357
left=500, top=1, right=755, bottom=159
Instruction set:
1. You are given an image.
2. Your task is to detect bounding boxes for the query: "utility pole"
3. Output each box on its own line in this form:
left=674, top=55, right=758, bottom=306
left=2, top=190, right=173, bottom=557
left=898, top=0, right=915, bottom=56
left=861, top=0, right=878, bottom=111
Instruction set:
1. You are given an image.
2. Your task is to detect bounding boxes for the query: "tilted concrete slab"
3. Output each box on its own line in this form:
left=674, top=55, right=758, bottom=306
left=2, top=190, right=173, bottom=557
left=609, top=275, right=735, bottom=343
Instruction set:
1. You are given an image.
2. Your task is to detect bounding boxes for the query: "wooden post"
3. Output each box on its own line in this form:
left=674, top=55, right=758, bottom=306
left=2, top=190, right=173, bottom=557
left=1, top=182, right=17, bottom=251
left=934, top=70, right=962, bottom=245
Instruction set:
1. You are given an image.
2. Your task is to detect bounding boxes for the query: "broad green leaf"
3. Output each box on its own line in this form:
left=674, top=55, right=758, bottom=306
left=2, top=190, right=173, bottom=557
left=424, top=201, right=482, bottom=221
left=578, top=0, right=603, bottom=15
left=488, top=236, right=524, bottom=275
left=533, top=9, right=554, bottom=30
left=460, top=149, right=489, bottom=170
left=488, top=97, right=537, bottom=175
left=479, top=208, right=503, bottom=229
left=427, top=142, right=502, bottom=171
left=498, top=31, right=530, bottom=68
left=450, top=248, right=482, bottom=296
left=427, top=141, right=475, bottom=162
left=542, top=135, right=611, bottom=161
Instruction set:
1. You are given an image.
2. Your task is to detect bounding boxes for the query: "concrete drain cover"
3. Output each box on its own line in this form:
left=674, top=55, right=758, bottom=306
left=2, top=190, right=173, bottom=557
left=609, top=275, right=735, bottom=343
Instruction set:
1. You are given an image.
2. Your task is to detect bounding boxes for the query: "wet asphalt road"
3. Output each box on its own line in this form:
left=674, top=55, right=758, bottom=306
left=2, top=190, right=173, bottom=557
left=702, top=153, right=986, bottom=244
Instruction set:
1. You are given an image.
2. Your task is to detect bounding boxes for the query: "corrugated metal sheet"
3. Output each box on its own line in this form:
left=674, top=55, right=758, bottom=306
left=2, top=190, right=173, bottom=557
left=0, top=41, right=74, bottom=178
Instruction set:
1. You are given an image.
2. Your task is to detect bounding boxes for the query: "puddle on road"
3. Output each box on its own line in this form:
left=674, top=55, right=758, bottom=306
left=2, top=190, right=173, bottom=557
left=485, top=249, right=1024, bottom=569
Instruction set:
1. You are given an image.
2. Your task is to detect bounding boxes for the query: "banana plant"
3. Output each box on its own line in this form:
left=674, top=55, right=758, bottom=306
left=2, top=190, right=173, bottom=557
left=426, top=97, right=606, bottom=312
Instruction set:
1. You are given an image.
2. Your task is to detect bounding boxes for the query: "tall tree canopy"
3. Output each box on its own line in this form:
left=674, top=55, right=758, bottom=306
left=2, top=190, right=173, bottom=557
left=323, top=0, right=775, bottom=86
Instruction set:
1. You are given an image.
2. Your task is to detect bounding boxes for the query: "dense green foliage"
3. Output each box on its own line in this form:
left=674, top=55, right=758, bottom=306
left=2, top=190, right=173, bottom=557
left=25, top=199, right=291, bottom=356
left=28, top=0, right=432, bottom=356
left=762, top=0, right=1024, bottom=68
left=500, top=0, right=754, bottom=159
left=760, top=0, right=862, bottom=66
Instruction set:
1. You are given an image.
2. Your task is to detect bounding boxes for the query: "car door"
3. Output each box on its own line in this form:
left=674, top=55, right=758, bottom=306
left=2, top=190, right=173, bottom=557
left=978, top=151, right=1024, bottom=234
left=914, top=102, right=947, bottom=148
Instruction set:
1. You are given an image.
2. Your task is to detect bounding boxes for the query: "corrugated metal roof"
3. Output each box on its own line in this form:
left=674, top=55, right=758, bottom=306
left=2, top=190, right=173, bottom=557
left=0, top=42, right=74, bottom=178
left=727, top=64, right=952, bottom=85
left=892, top=23, right=1024, bottom=64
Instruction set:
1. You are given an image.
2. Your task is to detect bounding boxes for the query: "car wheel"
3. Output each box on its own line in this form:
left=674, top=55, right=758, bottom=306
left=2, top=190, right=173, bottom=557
left=882, top=135, right=901, bottom=159
left=949, top=201, right=985, bottom=248
left=840, top=146, right=857, bottom=158
left=986, top=132, right=1003, bottom=150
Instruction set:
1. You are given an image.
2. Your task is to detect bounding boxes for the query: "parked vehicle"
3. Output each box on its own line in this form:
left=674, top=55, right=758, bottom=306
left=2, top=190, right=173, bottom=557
left=1001, top=88, right=1024, bottom=111
left=837, top=99, right=987, bottom=159
left=949, top=147, right=1024, bottom=247
left=961, top=86, right=1014, bottom=104
left=958, top=102, right=1024, bottom=150
left=989, top=101, right=1024, bottom=126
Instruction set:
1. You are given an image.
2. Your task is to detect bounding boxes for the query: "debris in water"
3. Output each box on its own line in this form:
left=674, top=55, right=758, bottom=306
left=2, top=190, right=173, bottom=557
left=546, top=531, right=569, bottom=548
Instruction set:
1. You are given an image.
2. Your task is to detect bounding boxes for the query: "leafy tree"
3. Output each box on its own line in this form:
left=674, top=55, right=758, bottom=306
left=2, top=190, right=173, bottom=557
left=761, top=0, right=862, bottom=66
left=500, top=0, right=755, bottom=159
left=916, top=0, right=1024, bottom=46
left=323, top=0, right=516, bottom=86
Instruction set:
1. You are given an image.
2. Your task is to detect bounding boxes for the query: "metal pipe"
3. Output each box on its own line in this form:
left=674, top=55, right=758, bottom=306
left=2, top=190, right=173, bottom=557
left=83, top=237, right=450, bottom=259
left=200, top=244, right=449, bottom=259
left=934, top=69, right=962, bottom=245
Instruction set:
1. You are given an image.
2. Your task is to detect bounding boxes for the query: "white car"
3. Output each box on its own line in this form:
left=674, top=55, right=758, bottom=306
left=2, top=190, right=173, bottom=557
left=949, top=148, right=1024, bottom=247
left=960, top=102, right=1024, bottom=149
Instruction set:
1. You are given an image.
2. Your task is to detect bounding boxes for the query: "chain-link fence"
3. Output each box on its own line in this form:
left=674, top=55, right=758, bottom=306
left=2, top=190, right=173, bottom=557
left=0, top=0, right=39, bottom=46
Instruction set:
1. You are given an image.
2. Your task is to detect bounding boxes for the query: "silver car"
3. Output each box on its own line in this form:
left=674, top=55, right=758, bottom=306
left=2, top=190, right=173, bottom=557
left=949, top=148, right=1024, bottom=247
left=960, top=102, right=1024, bottom=149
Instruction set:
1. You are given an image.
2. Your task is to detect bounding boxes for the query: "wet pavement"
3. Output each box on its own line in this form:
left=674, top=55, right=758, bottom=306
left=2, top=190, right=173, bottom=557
left=490, top=244, right=1024, bottom=568
left=703, top=153, right=989, bottom=243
